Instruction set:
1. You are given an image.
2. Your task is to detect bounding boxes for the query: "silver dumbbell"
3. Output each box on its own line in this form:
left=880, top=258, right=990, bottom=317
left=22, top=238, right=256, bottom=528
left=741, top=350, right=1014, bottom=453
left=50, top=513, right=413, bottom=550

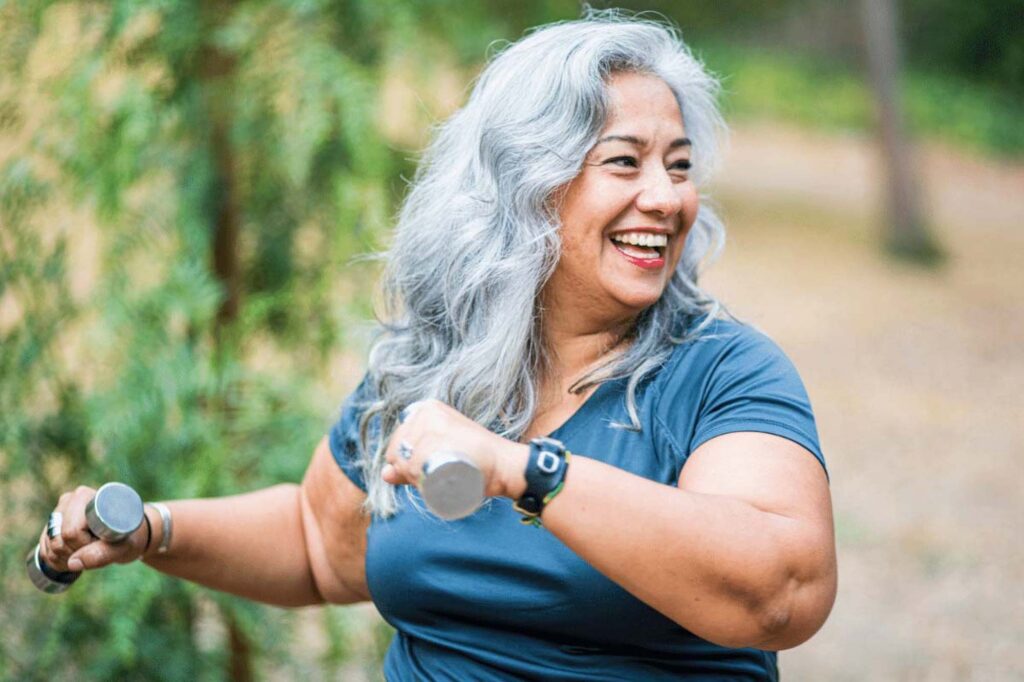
left=420, top=452, right=484, bottom=520
left=26, top=482, right=144, bottom=594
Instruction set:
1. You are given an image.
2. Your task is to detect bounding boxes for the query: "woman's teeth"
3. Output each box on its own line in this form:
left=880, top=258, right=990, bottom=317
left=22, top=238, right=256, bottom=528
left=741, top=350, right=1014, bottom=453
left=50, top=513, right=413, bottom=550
left=610, top=232, right=668, bottom=248
left=610, top=232, right=667, bottom=259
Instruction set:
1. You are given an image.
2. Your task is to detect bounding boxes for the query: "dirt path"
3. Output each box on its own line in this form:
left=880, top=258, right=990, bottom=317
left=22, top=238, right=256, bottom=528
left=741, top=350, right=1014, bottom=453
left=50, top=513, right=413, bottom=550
left=706, top=122, right=1024, bottom=680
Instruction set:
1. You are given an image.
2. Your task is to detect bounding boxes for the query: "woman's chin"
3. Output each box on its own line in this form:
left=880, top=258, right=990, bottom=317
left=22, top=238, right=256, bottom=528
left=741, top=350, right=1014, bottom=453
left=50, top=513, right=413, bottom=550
left=608, top=284, right=667, bottom=316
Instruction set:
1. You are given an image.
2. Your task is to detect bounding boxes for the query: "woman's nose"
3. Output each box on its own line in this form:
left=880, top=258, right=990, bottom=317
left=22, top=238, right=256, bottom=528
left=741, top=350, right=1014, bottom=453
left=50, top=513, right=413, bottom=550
left=634, top=168, right=683, bottom=217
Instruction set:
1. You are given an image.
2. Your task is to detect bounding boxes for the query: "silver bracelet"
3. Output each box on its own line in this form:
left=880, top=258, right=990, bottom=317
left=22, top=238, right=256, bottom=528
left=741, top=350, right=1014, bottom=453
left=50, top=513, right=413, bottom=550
left=148, top=502, right=173, bottom=554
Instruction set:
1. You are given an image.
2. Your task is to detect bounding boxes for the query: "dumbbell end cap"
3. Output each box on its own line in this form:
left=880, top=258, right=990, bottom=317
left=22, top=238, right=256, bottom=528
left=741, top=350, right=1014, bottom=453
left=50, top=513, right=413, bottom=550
left=25, top=545, right=79, bottom=594
left=86, top=482, right=144, bottom=542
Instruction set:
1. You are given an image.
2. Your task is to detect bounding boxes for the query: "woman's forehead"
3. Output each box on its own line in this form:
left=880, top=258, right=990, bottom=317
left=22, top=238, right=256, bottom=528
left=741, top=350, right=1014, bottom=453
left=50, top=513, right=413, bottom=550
left=602, top=72, right=686, bottom=140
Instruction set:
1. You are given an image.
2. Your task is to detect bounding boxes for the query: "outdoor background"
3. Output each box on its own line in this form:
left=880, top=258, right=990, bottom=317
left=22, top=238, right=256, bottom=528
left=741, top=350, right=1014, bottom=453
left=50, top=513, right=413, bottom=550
left=1, top=1, right=1021, bottom=680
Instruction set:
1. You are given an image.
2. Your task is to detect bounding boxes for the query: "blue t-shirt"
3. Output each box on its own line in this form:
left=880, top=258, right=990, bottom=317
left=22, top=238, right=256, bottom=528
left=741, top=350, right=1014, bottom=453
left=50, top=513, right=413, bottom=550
left=329, top=318, right=826, bottom=681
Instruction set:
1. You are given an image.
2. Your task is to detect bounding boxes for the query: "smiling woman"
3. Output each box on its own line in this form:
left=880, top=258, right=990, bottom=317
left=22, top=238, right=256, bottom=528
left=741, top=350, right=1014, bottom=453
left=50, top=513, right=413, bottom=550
left=36, top=9, right=836, bottom=682
left=551, top=72, right=699, bottom=319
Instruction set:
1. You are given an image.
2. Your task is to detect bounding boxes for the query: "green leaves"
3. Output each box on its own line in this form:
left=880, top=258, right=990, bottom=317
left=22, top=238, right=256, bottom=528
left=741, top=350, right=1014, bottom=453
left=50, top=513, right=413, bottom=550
left=0, top=0, right=397, bottom=676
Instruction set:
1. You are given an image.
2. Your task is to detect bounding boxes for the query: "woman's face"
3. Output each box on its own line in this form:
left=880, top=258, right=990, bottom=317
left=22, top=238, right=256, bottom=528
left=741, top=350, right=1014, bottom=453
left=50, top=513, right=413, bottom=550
left=548, top=72, right=698, bottom=326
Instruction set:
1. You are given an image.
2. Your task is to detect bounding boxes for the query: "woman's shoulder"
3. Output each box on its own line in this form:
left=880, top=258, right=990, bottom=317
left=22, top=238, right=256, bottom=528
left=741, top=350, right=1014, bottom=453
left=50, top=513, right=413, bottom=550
left=651, top=313, right=825, bottom=469
left=657, top=314, right=789, bottom=390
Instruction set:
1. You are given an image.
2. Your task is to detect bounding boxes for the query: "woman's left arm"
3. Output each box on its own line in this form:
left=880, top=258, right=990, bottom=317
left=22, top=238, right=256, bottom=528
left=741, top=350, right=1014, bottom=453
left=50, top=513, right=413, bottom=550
left=530, top=430, right=836, bottom=651
left=382, top=402, right=836, bottom=651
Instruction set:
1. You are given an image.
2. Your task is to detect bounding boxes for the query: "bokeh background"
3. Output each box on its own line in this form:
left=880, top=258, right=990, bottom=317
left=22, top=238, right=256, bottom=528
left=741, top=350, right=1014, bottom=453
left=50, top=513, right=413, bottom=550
left=2, top=1, right=1021, bottom=680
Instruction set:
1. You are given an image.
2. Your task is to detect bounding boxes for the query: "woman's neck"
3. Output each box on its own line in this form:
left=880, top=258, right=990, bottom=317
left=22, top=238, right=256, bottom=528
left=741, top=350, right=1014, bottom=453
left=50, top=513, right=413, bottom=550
left=540, top=314, right=634, bottom=390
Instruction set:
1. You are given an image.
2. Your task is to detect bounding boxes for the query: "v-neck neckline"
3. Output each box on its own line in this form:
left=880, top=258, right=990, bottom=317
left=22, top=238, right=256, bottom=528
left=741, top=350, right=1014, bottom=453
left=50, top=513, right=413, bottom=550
left=541, top=377, right=619, bottom=441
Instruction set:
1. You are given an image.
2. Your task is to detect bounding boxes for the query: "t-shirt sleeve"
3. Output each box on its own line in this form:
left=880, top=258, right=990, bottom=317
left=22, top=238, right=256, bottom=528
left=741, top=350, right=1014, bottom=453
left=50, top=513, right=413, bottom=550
left=327, top=375, right=377, bottom=493
left=667, top=323, right=827, bottom=474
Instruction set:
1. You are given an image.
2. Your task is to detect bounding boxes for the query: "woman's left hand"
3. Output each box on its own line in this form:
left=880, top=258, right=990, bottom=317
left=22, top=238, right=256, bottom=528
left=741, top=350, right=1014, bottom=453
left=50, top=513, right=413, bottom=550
left=382, top=400, right=528, bottom=499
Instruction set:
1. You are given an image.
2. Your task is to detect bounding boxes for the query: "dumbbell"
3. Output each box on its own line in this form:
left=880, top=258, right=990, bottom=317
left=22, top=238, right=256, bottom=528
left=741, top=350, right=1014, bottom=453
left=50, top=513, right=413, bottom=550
left=26, top=482, right=145, bottom=594
left=420, top=452, right=484, bottom=520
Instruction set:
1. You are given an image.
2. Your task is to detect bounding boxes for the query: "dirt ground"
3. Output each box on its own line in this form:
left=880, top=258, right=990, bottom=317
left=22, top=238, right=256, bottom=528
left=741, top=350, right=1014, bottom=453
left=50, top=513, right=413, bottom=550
left=705, top=123, right=1024, bottom=681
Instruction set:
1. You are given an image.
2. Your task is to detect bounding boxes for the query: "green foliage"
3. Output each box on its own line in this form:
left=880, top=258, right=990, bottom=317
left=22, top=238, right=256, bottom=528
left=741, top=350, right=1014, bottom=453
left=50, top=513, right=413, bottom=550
left=903, top=0, right=1024, bottom=97
left=701, top=42, right=1024, bottom=157
left=0, top=0, right=488, bottom=678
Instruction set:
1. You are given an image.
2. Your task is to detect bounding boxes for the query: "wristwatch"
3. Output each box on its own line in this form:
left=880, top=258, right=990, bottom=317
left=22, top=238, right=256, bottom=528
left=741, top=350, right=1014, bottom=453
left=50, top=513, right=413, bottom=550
left=514, top=436, right=569, bottom=522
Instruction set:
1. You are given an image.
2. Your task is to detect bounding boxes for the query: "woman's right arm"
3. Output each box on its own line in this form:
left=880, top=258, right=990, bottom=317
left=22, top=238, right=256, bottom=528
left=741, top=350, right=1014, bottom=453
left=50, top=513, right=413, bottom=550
left=40, top=436, right=370, bottom=607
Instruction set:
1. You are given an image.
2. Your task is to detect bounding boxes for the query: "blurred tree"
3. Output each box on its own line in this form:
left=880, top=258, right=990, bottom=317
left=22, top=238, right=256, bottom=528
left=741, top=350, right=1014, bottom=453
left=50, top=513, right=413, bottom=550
left=0, top=0, right=580, bottom=679
left=860, top=0, right=944, bottom=263
left=903, top=0, right=1024, bottom=96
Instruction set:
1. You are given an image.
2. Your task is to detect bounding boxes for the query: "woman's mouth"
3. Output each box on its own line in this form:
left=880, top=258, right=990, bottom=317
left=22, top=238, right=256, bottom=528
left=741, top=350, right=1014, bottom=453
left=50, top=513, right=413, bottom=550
left=609, top=232, right=667, bottom=270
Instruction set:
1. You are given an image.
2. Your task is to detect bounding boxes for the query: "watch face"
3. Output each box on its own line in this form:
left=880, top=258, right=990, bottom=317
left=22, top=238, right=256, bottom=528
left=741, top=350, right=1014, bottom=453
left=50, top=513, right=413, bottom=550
left=536, top=450, right=562, bottom=475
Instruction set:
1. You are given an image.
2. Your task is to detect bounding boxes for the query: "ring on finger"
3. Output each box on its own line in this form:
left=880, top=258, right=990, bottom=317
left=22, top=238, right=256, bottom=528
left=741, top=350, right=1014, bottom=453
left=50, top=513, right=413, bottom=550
left=47, top=512, right=63, bottom=540
left=398, top=440, right=414, bottom=461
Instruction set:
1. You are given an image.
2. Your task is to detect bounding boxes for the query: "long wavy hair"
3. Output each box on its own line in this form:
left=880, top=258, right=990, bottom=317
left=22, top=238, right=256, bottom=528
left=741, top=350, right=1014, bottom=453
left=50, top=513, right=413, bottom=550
left=359, top=9, right=728, bottom=515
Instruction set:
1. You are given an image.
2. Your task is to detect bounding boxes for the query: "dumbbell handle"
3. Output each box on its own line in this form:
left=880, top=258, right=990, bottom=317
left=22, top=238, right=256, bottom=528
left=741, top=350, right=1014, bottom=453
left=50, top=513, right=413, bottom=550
left=26, top=482, right=144, bottom=594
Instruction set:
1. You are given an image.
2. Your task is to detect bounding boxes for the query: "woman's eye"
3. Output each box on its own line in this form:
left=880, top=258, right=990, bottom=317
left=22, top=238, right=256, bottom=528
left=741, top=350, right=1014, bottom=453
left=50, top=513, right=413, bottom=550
left=605, top=156, right=638, bottom=168
left=670, top=159, right=692, bottom=172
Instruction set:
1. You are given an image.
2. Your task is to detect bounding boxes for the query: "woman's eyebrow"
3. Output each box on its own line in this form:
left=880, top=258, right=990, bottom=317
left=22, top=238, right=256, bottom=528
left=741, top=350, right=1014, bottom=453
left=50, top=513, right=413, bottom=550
left=595, top=135, right=693, bottom=149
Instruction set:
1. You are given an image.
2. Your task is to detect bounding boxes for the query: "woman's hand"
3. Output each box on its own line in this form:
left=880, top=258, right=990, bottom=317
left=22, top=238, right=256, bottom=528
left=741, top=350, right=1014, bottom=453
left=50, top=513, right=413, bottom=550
left=38, top=485, right=150, bottom=573
left=382, top=400, right=528, bottom=499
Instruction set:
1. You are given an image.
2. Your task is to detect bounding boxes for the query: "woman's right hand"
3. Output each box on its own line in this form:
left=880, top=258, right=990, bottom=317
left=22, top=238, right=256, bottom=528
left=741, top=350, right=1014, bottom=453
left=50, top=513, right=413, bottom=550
left=38, top=485, right=150, bottom=573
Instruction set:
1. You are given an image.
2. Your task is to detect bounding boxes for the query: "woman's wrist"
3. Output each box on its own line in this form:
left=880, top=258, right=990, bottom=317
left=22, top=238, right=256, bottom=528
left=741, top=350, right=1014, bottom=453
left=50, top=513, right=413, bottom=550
left=497, top=442, right=530, bottom=499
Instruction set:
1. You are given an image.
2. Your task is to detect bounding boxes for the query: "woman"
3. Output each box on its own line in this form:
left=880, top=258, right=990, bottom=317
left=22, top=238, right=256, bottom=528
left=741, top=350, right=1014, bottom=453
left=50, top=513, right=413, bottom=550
left=39, top=11, right=836, bottom=680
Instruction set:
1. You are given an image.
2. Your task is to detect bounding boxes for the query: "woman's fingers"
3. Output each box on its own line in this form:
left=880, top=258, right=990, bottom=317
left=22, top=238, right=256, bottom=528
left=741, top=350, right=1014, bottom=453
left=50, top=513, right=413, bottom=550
left=38, top=527, right=67, bottom=571
left=45, top=498, right=69, bottom=555
left=381, top=464, right=400, bottom=485
left=38, top=484, right=145, bottom=572
left=67, top=538, right=138, bottom=571
left=61, top=486, right=98, bottom=551
left=386, top=400, right=457, bottom=484
left=39, top=487, right=92, bottom=570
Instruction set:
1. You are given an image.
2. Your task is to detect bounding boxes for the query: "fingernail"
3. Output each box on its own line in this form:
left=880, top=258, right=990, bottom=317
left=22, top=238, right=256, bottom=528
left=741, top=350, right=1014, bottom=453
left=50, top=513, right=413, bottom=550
left=381, top=464, right=395, bottom=480
left=67, top=557, right=83, bottom=571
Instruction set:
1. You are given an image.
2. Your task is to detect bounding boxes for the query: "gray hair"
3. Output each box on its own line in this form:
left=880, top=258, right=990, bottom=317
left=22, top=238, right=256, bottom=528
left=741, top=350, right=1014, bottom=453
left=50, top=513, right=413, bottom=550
left=359, top=9, right=728, bottom=515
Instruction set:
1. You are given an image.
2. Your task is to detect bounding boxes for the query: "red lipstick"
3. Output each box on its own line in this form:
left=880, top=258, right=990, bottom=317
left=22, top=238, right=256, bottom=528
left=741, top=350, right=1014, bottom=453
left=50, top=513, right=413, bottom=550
left=608, top=226, right=672, bottom=270
left=612, top=245, right=665, bottom=269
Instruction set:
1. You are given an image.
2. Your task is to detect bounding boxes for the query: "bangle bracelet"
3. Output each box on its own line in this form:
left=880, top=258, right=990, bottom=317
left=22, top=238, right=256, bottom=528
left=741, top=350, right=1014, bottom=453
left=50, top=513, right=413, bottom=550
left=148, top=502, right=173, bottom=554
left=142, top=512, right=153, bottom=554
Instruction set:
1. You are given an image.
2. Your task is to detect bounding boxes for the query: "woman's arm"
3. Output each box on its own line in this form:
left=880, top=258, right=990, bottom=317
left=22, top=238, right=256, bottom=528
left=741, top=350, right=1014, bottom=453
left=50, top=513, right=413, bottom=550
left=47, top=437, right=369, bottom=607
left=527, top=431, right=836, bottom=650
left=140, top=484, right=324, bottom=606
left=383, top=401, right=836, bottom=650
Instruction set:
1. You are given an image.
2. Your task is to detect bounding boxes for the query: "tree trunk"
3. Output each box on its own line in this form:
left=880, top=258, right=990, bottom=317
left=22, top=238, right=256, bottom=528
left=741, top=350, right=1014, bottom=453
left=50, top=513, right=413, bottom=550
left=202, top=47, right=241, bottom=328
left=227, top=612, right=254, bottom=682
left=199, top=17, right=252, bottom=682
left=860, top=0, right=943, bottom=263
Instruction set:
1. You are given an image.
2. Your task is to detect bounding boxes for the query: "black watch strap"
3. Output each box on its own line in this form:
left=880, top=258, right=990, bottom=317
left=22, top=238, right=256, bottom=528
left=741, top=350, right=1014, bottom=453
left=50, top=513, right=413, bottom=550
left=514, top=437, right=569, bottom=522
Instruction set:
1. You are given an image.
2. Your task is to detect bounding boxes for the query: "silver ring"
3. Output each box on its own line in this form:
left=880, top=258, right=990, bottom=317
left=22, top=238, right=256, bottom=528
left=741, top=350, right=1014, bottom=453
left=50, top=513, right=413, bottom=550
left=47, top=512, right=63, bottom=539
left=398, top=441, right=414, bottom=461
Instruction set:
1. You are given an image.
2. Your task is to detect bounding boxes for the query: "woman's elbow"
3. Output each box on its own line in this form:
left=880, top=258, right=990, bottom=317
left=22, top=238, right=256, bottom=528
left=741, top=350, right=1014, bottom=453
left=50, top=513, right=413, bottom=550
left=754, top=566, right=837, bottom=651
